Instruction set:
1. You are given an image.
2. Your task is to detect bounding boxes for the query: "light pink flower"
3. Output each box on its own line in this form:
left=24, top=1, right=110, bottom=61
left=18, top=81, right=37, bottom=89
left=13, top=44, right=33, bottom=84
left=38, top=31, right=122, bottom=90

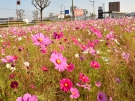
left=31, top=33, right=51, bottom=46
left=40, top=46, right=47, bottom=54
left=50, top=52, right=67, bottom=72
left=106, top=32, right=114, bottom=40
left=122, top=52, right=129, bottom=63
left=1, top=56, right=16, bottom=63
left=89, top=26, right=102, bottom=38
left=70, top=88, right=80, bottom=99
left=95, top=81, right=102, bottom=87
left=59, top=78, right=73, bottom=92
left=16, top=93, right=38, bottom=101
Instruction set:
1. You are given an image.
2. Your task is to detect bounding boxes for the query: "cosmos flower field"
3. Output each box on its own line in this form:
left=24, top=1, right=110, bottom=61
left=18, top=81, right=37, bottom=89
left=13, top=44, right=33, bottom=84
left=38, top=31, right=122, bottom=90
left=0, top=17, right=135, bottom=101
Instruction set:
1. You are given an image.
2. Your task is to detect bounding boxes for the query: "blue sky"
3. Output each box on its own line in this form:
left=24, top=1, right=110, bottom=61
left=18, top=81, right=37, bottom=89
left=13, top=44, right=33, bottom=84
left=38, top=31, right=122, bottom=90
left=0, top=0, right=135, bottom=20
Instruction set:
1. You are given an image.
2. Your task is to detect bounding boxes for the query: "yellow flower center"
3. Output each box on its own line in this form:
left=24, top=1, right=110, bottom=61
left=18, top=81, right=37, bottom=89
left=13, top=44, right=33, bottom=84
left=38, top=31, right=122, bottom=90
left=56, top=59, right=61, bottom=64
left=38, top=38, right=42, bottom=42
left=72, top=92, right=76, bottom=95
left=65, top=83, right=68, bottom=86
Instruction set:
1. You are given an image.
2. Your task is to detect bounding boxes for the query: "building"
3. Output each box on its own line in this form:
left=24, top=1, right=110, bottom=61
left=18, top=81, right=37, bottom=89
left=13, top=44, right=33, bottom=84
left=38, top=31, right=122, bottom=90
left=126, top=12, right=135, bottom=17
left=109, top=1, right=120, bottom=12
left=0, top=17, right=16, bottom=23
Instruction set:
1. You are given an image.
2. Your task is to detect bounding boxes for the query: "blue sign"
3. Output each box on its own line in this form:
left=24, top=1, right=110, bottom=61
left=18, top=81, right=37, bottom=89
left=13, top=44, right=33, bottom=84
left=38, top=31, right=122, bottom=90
left=65, top=10, right=69, bottom=14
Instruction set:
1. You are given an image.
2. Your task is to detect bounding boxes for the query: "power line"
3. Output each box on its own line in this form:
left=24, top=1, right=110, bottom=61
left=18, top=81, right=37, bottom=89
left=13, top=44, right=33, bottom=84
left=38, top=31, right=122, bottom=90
left=0, top=7, right=52, bottom=14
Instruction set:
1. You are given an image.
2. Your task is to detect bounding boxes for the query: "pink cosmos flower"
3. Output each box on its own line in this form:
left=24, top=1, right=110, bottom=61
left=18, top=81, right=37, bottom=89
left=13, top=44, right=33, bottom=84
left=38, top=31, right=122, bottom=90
left=50, top=52, right=67, bottom=72
left=1, top=56, right=16, bottom=63
left=59, top=78, right=73, bottom=92
left=31, top=33, right=51, bottom=46
left=30, top=84, right=36, bottom=89
left=71, top=37, right=79, bottom=45
left=89, top=26, right=102, bottom=38
left=40, top=46, right=47, bottom=54
left=86, top=39, right=95, bottom=47
left=95, top=81, right=102, bottom=87
left=122, top=52, right=129, bottom=63
left=106, top=32, right=114, bottom=40
left=16, top=93, right=38, bottom=101
left=1, top=49, right=5, bottom=54
left=42, top=66, right=48, bottom=72
left=76, top=83, right=91, bottom=90
left=90, top=60, right=100, bottom=69
left=79, top=44, right=88, bottom=51
left=52, top=32, right=64, bottom=39
left=97, top=91, right=106, bottom=101
left=59, top=45, right=64, bottom=51
left=79, top=73, right=90, bottom=83
left=70, top=88, right=80, bottom=99
left=89, top=47, right=96, bottom=55
left=66, top=63, right=75, bottom=72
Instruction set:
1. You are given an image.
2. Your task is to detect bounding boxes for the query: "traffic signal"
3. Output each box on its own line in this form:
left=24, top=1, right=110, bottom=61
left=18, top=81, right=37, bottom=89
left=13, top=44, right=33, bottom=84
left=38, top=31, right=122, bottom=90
left=98, top=10, right=103, bottom=19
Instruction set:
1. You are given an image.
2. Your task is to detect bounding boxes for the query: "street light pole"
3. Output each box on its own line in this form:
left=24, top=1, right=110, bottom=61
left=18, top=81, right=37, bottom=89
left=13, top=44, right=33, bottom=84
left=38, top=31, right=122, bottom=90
left=103, top=3, right=105, bottom=18
left=16, top=0, right=21, bottom=21
left=89, top=0, right=95, bottom=18
left=60, top=4, right=63, bottom=21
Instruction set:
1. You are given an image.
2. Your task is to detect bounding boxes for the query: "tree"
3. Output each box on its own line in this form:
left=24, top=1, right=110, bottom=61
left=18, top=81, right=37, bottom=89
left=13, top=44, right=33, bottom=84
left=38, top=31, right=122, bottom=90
left=32, top=0, right=51, bottom=22
left=90, top=13, right=96, bottom=19
left=16, top=9, right=25, bottom=21
left=70, top=6, right=77, bottom=20
left=83, top=9, right=88, bottom=20
left=32, top=10, right=38, bottom=22
left=49, top=13, right=54, bottom=21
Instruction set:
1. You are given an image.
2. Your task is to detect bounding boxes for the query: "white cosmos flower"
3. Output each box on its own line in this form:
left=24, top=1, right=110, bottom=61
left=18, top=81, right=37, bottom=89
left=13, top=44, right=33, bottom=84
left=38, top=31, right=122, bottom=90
left=6, top=64, right=16, bottom=72
left=75, top=54, right=79, bottom=58
left=18, top=37, right=22, bottom=41
left=114, top=39, right=120, bottom=45
left=78, top=38, right=81, bottom=41
left=24, top=62, right=30, bottom=67
left=6, top=64, right=11, bottom=68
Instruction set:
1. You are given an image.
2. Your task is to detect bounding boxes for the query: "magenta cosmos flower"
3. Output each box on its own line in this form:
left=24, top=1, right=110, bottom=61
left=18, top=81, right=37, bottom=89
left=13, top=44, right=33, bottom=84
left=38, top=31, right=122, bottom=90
left=50, top=52, right=67, bottom=72
left=70, top=88, right=80, bottom=99
left=59, top=78, right=73, bottom=92
left=79, top=73, right=90, bottom=83
left=90, top=60, right=100, bottom=69
left=16, top=93, right=38, bottom=101
left=97, top=91, right=106, bottom=101
left=67, top=63, right=75, bottom=72
left=52, top=32, right=64, bottom=39
left=10, top=81, right=18, bottom=89
left=31, top=33, right=51, bottom=46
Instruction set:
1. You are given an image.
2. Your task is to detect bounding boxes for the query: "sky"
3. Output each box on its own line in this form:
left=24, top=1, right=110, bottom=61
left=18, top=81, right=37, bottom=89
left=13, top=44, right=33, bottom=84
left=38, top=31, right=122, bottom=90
left=0, top=0, right=135, bottom=20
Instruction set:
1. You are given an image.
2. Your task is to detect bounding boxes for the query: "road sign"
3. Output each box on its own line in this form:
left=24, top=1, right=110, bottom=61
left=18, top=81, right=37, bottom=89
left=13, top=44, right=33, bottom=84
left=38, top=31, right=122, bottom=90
left=65, top=10, right=69, bottom=14
left=74, top=9, right=84, bottom=16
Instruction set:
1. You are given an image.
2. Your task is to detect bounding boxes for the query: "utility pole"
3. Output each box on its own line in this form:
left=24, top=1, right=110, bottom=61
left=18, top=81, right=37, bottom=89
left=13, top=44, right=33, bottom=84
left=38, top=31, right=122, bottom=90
left=16, top=0, right=21, bottom=21
left=72, top=0, right=74, bottom=21
left=89, top=0, right=95, bottom=18
left=103, top=3, right=105, bottom=18
left=60, top=4, right=63, bottom=21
